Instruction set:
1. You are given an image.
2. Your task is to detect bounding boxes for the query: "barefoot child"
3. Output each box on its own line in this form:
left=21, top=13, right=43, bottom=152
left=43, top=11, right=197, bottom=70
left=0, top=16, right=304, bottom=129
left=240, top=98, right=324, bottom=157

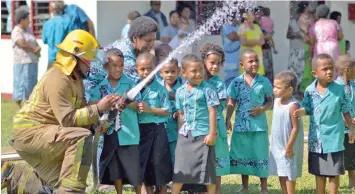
left=172, top=54, right=219, bottom=194
left=159, top=58, right=182, bottom=166
left=136, top=52, right=172, bottom=194
left=89, top=48, right=142, bottom=194
left=226, top=49, right=273, bottom=194
left=201, top=44, right=230, bottom=194
left=269, top=71, right=304, bottom=194
left=294, top=54, right=355, bottom=194
left=334, top=55, right=355, bottom=189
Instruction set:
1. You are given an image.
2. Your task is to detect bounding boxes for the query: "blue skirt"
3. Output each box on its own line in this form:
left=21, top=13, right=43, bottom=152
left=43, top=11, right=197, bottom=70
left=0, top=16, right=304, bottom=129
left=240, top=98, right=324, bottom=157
left=13, top=63, right=38, bottom=101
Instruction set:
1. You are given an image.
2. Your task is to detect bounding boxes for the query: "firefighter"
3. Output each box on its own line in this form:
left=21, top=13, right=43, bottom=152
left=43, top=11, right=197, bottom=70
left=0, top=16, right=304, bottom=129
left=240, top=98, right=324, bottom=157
left=9, top=29, right=119, bottom=193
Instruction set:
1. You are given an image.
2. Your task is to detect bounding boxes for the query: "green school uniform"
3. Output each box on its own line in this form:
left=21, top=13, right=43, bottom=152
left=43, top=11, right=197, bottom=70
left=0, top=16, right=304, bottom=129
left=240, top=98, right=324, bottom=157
left=175, top=81, right=220, bottom=137
left=207, top=75, right=230, bottom=176
left=90, top=74, right=140, bottom=145
left=227, top=73, right=273, bottom=178
left=160, top=77, right=183, bottom=164
left=334, top=77, right=355, bottom=134
left=138, top=78, right=171, bottom=124
left=302, top=80, right=352, bottom=153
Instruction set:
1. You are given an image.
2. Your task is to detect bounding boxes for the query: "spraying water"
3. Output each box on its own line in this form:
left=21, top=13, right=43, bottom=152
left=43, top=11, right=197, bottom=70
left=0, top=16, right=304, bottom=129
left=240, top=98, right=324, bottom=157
left=127, top=0, right=256, bottom=100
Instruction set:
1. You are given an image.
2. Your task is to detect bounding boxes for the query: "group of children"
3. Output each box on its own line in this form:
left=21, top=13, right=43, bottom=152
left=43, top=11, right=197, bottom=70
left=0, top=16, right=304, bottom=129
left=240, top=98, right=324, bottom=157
left=89, top=40, right=355, bottom=194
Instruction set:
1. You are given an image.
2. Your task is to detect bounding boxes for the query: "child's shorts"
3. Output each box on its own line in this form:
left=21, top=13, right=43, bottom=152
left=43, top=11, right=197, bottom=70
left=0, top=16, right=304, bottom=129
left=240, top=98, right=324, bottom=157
left=344, top=133, right=355, bottom=170
left=173, top=131, right=216, bottom=185
left=99, top=131, right=141, bottom=186
left=308, top=151, right=345, bottom=177
left=139, top=123, right=172, bottom=186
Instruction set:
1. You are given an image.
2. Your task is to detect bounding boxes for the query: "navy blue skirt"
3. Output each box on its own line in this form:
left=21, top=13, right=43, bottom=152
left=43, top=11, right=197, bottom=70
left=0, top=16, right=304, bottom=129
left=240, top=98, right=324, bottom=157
left=139, top=123, right=172, bottom=186
left=99, top=131, right=142, bottom=186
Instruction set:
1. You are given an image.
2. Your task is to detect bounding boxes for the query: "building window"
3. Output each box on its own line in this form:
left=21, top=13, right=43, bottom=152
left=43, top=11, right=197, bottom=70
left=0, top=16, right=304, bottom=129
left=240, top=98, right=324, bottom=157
left=176, top=1, right=222, bottom=35
left=30, top=0, right=50, bottom=37
left=1, top=0, right=50, bottom=39
left=1, top=0, right=28, bottom=38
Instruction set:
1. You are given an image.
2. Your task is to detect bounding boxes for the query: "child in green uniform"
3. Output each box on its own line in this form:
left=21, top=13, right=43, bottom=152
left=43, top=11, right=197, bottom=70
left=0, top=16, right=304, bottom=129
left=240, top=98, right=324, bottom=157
left=172, top=54, right=219, bottom=194
left=334, top=55, right=355, bottom=188
left=136, top=52, right=172, bottom=194
left=226, top=49, right=273, bottom=194
left=294, top=54, right=355, bottom=194
left=200, top=44, right=230, bottom=194
left=159, top=58, right=182, bottom=165
left=89, top=48, right=142, bottom=194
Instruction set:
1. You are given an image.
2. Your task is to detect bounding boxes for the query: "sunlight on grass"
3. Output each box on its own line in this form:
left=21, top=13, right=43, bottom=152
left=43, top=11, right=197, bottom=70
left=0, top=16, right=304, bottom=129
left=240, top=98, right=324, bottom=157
left=1, top=100, right=352, bottom=194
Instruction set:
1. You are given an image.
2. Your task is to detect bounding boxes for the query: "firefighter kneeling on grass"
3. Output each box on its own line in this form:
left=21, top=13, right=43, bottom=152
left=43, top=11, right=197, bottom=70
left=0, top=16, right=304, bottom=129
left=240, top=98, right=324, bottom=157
left=9, top=30, right=120, bottom=193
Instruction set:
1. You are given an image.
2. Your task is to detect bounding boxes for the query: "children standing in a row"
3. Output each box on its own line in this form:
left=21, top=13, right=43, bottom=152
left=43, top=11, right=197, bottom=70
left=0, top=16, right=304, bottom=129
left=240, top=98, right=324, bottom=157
left=91, top=44, right=355, bottom=194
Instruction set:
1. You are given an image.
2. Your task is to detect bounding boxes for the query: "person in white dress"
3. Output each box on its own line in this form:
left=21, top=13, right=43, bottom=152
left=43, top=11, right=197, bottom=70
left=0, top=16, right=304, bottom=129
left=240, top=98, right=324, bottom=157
left=269, top=71, right=304, bottom=194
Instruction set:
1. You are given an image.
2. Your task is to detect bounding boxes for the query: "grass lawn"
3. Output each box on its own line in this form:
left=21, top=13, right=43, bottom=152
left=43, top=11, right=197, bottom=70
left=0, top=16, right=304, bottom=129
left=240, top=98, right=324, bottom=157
left=1, top=99, right=354, bottom=194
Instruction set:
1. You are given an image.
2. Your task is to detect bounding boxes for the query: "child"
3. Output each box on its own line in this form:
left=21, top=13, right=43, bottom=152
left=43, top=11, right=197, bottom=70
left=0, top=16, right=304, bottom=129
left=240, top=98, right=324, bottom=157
left=136, top=52, right=172, bottom=194
left=200, top=44, right=230, bottom=194
left=259, top=7, right=278, bottom=54
left=294, top=54, right=355, bottom=194
left=172, top=54, right=219, bottom=194
left=155, top=44, right=173, bottom=84
left=121, top=11, right=141, bottom=39
left=159, top=58, right=182, bottom=166
left=226, top=49, right=273, bottom=194
left=346, top=40, right=351, bottom=57
left=89, top=48, right=142, bottom=194
left=269, top=71, right=304, bottom=194
left=334, top=55, right=355, bottom=189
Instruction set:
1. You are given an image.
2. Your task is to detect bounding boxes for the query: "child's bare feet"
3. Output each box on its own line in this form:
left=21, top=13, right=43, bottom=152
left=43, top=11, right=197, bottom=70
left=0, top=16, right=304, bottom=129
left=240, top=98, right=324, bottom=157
left=237, top=187, right=248, bottom=193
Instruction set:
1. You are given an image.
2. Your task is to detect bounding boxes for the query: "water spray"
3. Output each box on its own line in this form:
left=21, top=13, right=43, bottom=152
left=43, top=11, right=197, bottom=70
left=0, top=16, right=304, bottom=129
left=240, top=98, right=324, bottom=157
left=91, top=0, right=256, bottom=190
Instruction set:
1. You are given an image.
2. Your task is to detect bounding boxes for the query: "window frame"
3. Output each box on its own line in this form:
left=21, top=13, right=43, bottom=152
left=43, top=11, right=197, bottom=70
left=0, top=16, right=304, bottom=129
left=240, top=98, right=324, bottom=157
left=1, top=0, right=50, bottom=40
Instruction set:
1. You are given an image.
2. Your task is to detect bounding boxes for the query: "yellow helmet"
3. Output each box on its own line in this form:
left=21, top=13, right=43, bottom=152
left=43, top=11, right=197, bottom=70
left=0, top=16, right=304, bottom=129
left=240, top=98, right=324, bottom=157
left=54, top=30, right=99, bottom=75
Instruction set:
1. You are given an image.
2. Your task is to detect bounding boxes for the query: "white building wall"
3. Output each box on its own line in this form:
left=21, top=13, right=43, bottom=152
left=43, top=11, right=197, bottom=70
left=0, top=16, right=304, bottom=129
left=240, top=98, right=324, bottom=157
left=97, top=1, right=175, bottom=45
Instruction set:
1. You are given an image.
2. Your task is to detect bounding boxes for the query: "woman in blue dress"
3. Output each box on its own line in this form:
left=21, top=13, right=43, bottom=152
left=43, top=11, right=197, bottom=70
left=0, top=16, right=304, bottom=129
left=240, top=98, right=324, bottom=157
left=221, top=12, right=241, bottom=87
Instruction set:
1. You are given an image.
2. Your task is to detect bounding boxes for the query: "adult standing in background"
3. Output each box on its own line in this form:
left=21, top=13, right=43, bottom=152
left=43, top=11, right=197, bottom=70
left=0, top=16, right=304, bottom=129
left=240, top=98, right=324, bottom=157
left=12, top=8, right=41, bottom=108
left=256, top=6, right=275, bottom=82
left=85, top=16, right=159, bottom=101
left=298, top=1, right=315, bottom=95
left=330, top=11, right=346, bottom=55
left=42, top=1, right=70, bottom=68
left=221, top=12, right=241, bottom=86
left=179, top=4, right=195, bottom=32
left=161, top=10, right=180, bottom=44
left=310, top=4, right=342, bottom=62
left=287, top=1, right=311, bottom=97
left=238, top=9, right=265, bottom=75
left=57, top=0, right=96, bottom=37
left=144, top=0, right=168, bottom=41
left=121, top=11, right=141, bottom=39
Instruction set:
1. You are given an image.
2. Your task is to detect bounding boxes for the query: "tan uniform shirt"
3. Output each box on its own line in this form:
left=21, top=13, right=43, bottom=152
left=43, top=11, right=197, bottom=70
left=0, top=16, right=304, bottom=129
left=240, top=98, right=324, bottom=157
left=13, top=65, right=99, bottom=137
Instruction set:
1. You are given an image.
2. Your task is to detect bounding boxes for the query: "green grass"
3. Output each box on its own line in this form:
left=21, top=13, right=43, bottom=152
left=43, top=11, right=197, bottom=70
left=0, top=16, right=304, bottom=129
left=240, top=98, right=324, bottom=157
left=1, top=99, right=353, bottom=193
